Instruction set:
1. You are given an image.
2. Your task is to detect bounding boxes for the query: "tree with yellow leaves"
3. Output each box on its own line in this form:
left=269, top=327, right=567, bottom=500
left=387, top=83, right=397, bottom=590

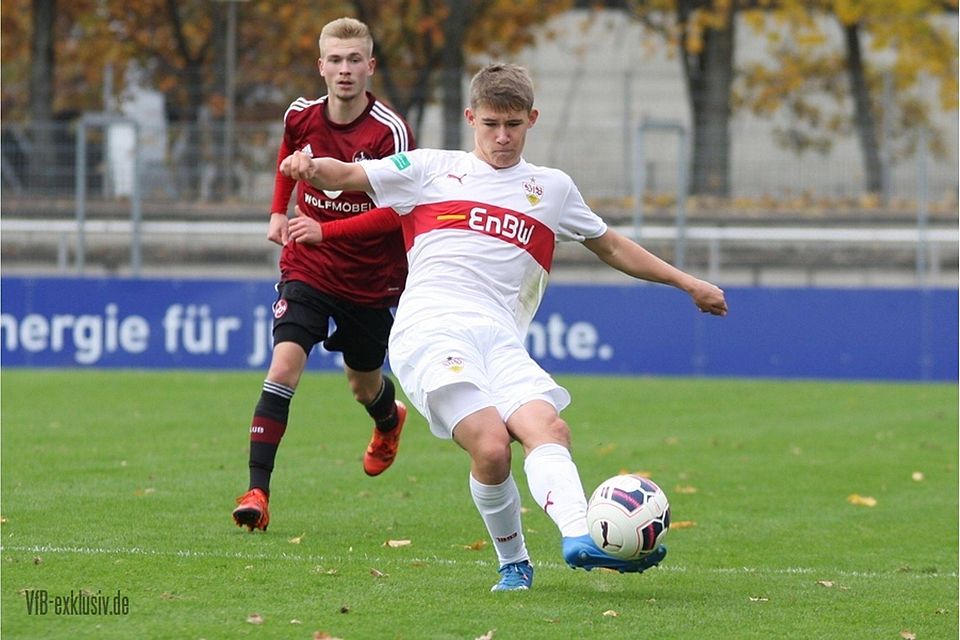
left=737, top=0, right=958, bottom=196
left=3, top=0, right=573, bottom=196
left=584, top=0, right=956, bottom=197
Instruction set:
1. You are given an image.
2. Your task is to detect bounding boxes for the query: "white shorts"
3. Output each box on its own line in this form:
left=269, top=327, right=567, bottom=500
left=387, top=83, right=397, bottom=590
left=388, top=314, right=571, bottom=439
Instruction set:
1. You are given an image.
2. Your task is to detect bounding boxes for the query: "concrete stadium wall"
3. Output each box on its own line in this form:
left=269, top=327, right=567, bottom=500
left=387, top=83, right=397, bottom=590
left=1, top=277, right=955, bottom=382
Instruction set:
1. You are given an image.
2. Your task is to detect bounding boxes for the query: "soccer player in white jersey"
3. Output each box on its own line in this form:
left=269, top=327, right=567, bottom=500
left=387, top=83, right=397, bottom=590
left=279, top=63, right=728, bottom=591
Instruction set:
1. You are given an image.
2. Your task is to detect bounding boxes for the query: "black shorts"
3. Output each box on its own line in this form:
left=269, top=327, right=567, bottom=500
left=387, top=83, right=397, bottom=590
left=271, top=280, right=394, bottom=372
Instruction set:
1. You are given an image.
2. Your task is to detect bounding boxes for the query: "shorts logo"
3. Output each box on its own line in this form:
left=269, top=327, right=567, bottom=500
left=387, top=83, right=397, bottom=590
left=522, top=177, right=543, bottom=205
left=273, top=299, right=288, bottom=319
left=442, top=356, right=464, bottom=373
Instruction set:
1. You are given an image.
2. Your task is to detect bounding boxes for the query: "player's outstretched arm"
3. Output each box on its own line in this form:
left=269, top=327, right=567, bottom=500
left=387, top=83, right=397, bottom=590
left=583, top=228, right=728, bottom=316
left=279, top=150, right=372, bottom=193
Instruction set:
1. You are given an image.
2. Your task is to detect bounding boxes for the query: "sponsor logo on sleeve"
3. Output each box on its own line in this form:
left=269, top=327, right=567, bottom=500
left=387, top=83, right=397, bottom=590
left=390, top=153, right=411, bottom=171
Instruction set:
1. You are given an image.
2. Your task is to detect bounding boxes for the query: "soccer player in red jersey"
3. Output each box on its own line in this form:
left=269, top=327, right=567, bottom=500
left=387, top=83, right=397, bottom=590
left=232, top=17, right=415, bottom=532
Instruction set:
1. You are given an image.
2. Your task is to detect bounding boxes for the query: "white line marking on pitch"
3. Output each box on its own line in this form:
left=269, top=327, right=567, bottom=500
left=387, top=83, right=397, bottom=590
left=2, top=544, right=955, bottom=580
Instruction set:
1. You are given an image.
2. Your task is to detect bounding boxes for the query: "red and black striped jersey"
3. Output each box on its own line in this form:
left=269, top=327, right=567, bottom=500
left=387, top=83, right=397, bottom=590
left=271, top=91, right=414, bottom=308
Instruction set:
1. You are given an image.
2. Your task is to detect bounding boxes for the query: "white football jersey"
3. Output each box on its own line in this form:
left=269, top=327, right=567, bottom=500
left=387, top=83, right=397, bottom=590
left=363, top=149, right=608, bottom=336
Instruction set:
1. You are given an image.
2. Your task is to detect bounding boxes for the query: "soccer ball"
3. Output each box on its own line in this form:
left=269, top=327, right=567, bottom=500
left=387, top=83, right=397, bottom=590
left=586, top=474, right=670, bottom=560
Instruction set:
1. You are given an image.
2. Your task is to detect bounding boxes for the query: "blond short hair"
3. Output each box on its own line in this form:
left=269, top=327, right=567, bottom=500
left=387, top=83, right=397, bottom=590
left=319, top=17, right=373, bottom=57
left=469, top=63, right=535, bottom=113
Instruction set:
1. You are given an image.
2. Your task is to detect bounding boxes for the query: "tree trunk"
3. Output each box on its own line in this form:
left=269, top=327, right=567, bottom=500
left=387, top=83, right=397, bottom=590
left=351, top=0, right=432, bottom=140
left=164, top=0, right=208, bottom=198
left=679, top=0, right=734, bottom=197
left=843, top=22, right=883, bottom=194
left=29, top=0, right=56, bottom=190
left=440, top=0, right=468, bottom=150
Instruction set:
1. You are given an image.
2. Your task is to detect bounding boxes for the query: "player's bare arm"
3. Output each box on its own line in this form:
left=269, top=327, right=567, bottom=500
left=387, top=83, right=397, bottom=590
left=267, top=211, right=290, bottom=246
left=583, top=228, right=728, bottom=316
left=287, top=205, right=324, bottom=245
left=279, top=150, right=372, bottom=193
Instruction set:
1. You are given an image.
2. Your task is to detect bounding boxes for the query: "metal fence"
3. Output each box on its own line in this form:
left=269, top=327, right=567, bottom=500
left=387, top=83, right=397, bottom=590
left=1, top=117, right=957, bottom=286
left=3, top=111, right=958, bottom=206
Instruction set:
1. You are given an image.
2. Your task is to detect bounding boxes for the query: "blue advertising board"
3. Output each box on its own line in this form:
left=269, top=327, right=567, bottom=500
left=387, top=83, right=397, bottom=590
left=1, top=276, right=956, bottom=381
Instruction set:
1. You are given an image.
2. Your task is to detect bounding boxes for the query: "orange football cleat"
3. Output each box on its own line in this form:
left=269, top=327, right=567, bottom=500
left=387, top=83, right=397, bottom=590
left=232, top=488, right=269, bottom=532
left=363, top=401, right=406, bottom=476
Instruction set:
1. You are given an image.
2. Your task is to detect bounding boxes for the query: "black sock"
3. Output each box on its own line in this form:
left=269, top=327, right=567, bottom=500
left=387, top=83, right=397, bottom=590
left=248, top=380, right=294, bottom=494
left=365, top=377, right=398, bottom=432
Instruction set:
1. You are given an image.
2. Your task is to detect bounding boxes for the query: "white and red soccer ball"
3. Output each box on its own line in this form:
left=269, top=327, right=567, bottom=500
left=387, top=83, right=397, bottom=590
left=586, top=474, right=671, bottom=560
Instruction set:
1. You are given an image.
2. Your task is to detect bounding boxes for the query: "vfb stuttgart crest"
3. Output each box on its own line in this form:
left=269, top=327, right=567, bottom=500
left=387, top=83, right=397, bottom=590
left=442, top=356, right=465, bottom=373
left=522, top=178, right=543, bottom=205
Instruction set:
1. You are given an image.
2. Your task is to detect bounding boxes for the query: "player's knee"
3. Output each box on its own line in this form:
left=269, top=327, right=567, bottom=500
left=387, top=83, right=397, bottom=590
left=471, top=436, right=513, bottom=480
left=543, top=415, right=571, bottom=448
left=267, top=350, right=306, bottom=387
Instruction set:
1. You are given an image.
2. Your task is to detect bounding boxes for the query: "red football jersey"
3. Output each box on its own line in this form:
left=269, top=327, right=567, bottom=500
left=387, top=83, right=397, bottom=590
left=271, top=91, right=414, bottom=308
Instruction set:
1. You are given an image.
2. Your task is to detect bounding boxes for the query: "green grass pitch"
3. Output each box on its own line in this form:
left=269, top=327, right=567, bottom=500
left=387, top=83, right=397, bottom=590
left=1, top=370, right=956, bottom=639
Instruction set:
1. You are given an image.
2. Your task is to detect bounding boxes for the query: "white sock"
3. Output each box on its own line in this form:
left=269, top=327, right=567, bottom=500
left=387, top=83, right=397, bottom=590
left=523, top=443, right=589, bottom=538
left=469, top=474, right=528, bottom=567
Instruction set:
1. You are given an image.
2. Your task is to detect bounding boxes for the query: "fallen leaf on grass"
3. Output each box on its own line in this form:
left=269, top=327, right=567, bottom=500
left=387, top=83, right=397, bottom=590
left=900, top=631, right=917, bottom=640
left=846, top=494, right=877, bottom=507
left=749, top=596, right=769, bottom=602
left=671, top=520, right=697, bottom=529
left=602, top=610, right=619, bottom=617
left=911, top=472, right=924, bottom=482
left=290, top=619, right=301, bottom=624
left=475, top=630, right=496, bottom=640
left=597, top=444, right=618, bottom=456
left=134, top=488, right=156, bottom=496
left=464, top=539, right=487, bottom=551
left=674, top=485, right=698, bottom=494
left=33, top=557, right=42, bottom=565
left=246, top=613, right=264, bottom=625
left=314, top=632, right=345, bottom=640
left=370, top=568, right=388, bottom=578
left=288, top=533, right=306, bottom=544
left=817, top=580, right=834, bottom=588
left=384, top=539, right=411, bottom=548
left=0, top=515, right=7, bottom=524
